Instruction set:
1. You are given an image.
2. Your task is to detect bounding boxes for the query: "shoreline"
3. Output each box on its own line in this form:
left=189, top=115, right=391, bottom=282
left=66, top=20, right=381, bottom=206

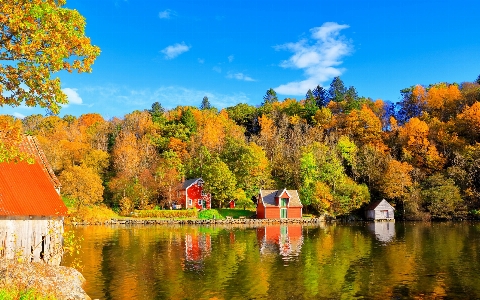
left=69, top=216, right=327, bottom=226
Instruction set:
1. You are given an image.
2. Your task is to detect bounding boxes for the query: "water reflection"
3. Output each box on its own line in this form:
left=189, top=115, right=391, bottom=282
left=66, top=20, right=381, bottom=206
left=367, top=221, right=396, bottom=243
left=256, top=224, right=303, bottom=260
left=63, top=222, right=480, bottom=300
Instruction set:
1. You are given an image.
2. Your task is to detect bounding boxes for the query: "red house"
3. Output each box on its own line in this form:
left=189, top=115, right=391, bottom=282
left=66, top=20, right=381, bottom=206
left=176, top=178, right=211, bottom=210
left=256, top=189, right=302, bottom=219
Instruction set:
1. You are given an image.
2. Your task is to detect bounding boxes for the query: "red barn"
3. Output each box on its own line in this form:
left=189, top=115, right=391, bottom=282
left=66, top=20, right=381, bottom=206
left=176, top=178, right=211, bottom=210
left=256, top=189, right=302, bottom=219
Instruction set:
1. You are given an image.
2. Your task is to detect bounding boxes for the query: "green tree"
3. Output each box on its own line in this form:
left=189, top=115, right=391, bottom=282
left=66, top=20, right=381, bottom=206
left=149, top=102, right=166, bottom=124
left=421, top=174, right=465, bottom=219
left=328, top=77, right=346, bottom=103
left=200, top=96, right=212, bottom=110
left=0, top=0, right=100, bottom=114
left=202, top=157, right=237, bottom=208
left=262, top=88, right=278, bottom=105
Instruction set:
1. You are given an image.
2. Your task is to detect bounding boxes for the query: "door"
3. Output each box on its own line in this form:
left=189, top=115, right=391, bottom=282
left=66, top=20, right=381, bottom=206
left=280, top=208, right=288, bottom=219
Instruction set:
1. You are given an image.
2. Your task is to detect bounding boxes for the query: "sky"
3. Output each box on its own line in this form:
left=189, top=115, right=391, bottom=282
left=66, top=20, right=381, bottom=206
left=3, top=0, right=480, bottom=119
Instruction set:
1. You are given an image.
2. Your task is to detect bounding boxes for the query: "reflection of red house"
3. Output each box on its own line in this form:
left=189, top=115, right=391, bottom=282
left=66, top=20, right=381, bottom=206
left=176, top=178, right=211, bottom=210
left=256, top=224, right=303, bottom=257
left=185, top=232, right=211, bottom=262
left=256, top=189, right=302, bottom=219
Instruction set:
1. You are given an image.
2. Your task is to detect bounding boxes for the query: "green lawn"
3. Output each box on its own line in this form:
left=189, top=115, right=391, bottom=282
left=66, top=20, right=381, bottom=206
left=217, top=208, right=256, bottom=219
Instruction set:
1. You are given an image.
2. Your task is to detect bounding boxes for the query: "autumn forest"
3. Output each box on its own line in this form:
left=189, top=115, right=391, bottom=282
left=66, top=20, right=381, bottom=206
left=3, top=76, right=480, bottom=220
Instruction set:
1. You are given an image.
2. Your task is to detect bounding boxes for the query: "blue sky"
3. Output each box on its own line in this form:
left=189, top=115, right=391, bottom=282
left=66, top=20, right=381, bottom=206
left=4, top=0, right=480, bottom=119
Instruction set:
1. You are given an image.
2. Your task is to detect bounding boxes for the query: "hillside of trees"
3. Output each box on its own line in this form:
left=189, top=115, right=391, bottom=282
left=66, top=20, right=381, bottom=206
left=4, top=76, right=480, bottom=220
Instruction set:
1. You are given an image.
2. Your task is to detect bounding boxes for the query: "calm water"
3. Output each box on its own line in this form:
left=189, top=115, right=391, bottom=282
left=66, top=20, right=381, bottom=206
left=62, top=222, right=480, bottom=300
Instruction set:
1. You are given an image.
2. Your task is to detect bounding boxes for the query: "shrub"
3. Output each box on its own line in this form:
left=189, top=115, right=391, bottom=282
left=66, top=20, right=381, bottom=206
left=67, top=205, right=118, bottom=224
left=134, top=209, right=197, bottom=219
left=119, top=197, right=134, bottom=216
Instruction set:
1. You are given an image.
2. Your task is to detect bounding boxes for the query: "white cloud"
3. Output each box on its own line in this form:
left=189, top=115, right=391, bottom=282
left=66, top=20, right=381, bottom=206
left=62, top=88, right=83, bottom=105
left=212, top=66, right=222, bottom=73
left=198, top=58, right=205, bottom=64
left=159, top=9, right=177, bottom=19
left=226, top=72, right=255, bottom=82
left=83, top=85, right=251, bottom=117
left=228, top=55, right=234, bottom=63
left=274, top=22, right=352, bottom=95
left=161, top=42, right=190, bottom=59
left=13, top=112, right=25, bottom=119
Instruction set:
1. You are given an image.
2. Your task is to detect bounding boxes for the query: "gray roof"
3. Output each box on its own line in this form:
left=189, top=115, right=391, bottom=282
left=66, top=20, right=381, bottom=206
left=180, top=178, right=203, bottom=190
left=366, top=199, right=395, bottom=211
left=259, top=189, right=302, bottom=207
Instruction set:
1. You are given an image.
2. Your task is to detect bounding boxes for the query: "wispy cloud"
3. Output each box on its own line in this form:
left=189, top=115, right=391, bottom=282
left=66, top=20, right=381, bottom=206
left=62, top=88, right=83, bottom=105
left=226, top=72, right=255, bottom=82
left=159, top=9, right=177, bottom=19
left=161, top=42, right=190, bottom=59
left=13, top=112, right=25, bottom=119
left=228, top=55, right=234, bottom=63
left=212, top=66, right=222, bottom=73
left=81, top=85, right=251, bottom=117
left=198, top=58, right=205, bottom=64
left=274, top=22, right=352, bottom=95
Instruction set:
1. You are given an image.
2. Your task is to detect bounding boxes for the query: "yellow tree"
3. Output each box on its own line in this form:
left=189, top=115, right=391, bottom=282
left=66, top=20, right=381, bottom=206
left=381, top=160, right=414, bottom=215
left=59, top=164, right=104, bottom=208
left=0, top=0, right=100, bottom=114
left=399, top=117, right=445, bottom=172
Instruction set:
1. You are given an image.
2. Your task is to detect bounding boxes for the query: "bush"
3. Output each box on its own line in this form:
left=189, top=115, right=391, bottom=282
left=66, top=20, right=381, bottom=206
left=134, top=209, right=197, bottom=219
left=66, top=205, right=118, bottom=224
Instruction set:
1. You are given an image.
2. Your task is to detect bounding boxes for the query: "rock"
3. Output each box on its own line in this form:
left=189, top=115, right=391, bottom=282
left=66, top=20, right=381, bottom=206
left=0, top=259, right=90, bottom=300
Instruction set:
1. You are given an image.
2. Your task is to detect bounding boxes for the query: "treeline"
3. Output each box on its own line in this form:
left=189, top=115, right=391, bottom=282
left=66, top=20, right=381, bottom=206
left=4, top=76, right=480, bottom=219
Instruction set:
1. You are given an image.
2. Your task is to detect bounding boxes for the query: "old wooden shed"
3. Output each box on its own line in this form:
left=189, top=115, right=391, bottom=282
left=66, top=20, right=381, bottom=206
left=0, top=137, right=67, bottom=265
left=366, top=199, right=395, bottom=221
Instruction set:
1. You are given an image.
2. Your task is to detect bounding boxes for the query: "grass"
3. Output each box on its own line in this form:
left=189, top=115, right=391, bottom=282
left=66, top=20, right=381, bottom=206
left=0, top=288, right=56, bottom=300
left=216, top=208, right=256, bottom=219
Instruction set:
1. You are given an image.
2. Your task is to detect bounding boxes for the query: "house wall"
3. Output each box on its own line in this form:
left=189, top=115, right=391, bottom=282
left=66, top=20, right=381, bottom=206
left=186, top=184, right=203, bottom=209
left=0, top=216, right=64, bottom=265
left=256, top=203, right=265, bottom=219
left=265, top=207, right=280, bottom=219
left=288, top=207, right=302, bottom=219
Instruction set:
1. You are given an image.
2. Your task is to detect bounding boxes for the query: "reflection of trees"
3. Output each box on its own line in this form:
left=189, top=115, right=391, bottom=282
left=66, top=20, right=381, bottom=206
left=63, top=223, right=480, bottom=299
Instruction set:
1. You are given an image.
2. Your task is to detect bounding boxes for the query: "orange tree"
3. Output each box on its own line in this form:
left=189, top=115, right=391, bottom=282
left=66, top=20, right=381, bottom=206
left=0, top=0, right=100, bottom=114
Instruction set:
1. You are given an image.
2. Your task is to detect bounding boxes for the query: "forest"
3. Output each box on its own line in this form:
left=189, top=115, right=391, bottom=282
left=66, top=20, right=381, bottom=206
left=3, top=76, right=480, bottom=220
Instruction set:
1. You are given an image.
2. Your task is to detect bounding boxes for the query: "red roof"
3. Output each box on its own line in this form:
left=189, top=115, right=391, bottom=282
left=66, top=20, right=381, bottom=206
left=17, top=136, right=61, bottom=190
left=0, top=161, right=68, bottom=216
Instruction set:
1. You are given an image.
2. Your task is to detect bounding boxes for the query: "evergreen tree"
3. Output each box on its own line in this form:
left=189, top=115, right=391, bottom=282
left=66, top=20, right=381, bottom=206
left=262, top=88, right=278, bottom=105
left=149, top=102, right=166, bottom=124
left=313, top=85, right=328, bottom=107
left=200, top=96, right=212, bottom=110
left=328, top=77, right=347, bottom=103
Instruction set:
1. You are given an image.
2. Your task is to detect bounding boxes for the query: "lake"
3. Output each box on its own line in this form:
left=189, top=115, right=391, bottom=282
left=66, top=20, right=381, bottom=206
left=62, top=222, right=480, bottom=299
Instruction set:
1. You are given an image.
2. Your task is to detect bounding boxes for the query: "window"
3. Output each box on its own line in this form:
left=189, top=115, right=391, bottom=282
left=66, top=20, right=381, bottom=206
left=188, top=199, right=192, bottom=206
left=198, top=199, right=203, bottom=205
left=280, top=198, right=288, bottom=207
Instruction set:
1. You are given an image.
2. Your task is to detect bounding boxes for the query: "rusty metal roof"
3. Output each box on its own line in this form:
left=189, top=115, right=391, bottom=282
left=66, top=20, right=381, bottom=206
left=0, top=161, right=68, bottom=216
left=18, top=136, right=61, bottom=190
